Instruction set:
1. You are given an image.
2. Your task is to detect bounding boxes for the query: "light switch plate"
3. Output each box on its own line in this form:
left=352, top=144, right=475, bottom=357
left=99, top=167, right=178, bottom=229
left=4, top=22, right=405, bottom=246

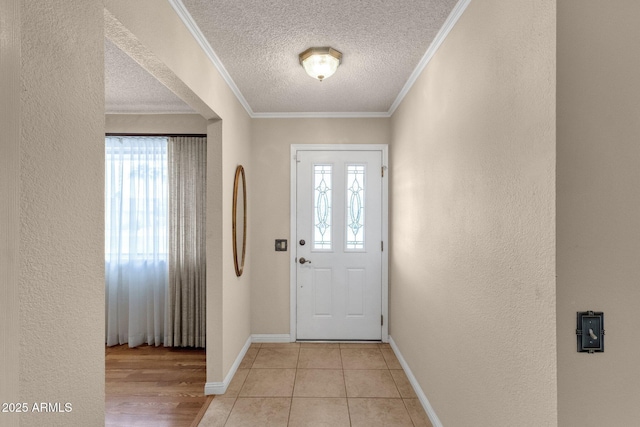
left=275, top=239, right=287, bottom=251
left=576, top=311, right=604, bottom=353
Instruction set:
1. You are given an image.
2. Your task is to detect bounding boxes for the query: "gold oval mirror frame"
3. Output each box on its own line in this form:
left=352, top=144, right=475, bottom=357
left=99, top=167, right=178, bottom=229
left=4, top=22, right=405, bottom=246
left=232, top=165, right=247, bottom=277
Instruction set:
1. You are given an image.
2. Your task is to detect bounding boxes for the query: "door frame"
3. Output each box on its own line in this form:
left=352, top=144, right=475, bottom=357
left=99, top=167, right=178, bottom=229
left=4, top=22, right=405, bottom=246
left=289, top=144, right=389, bottom=342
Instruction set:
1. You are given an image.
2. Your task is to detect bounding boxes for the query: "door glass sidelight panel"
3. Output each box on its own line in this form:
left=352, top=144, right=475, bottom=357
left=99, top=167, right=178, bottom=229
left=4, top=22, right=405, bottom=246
left=313, top=164, right=332, bottom=250
left=346, top=164, right=365, bottom=250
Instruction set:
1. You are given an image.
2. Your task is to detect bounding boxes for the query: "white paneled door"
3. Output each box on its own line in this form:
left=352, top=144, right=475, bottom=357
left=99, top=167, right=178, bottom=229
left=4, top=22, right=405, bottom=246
left=295, top=149, right=384, bottom=340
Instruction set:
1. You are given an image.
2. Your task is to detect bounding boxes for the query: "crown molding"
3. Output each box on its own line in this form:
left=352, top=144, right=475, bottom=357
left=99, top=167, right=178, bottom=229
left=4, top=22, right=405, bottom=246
left=387, top=0, right=472, bottom=116
left=252, top=111, right=391, bottom=119
left=105, top=109, right=200, bottom=115
left=167, top=0, right=255, bottom=117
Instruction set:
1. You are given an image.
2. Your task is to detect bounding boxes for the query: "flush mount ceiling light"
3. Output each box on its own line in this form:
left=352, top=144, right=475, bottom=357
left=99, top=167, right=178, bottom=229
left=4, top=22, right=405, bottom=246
left=299, top=47, right=342, bottom=82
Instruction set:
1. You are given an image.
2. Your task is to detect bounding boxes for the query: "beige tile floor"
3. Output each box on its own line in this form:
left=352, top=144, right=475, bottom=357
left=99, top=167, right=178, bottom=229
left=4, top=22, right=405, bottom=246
left=198, top=342, right=432, bottom=427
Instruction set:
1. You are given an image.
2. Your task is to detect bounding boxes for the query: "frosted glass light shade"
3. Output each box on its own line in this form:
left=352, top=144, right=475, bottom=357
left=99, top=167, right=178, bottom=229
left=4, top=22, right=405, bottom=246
left=299, top=47, right=342, bottom=81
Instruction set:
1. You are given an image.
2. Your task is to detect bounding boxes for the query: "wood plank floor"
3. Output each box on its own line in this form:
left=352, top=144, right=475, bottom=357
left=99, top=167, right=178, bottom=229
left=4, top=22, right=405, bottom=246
left=106, top=344, right=208, bottom=427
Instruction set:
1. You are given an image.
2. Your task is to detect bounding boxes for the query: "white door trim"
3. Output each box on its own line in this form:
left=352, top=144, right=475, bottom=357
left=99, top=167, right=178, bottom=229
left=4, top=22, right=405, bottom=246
left=290, top=144, right=389, bottom=342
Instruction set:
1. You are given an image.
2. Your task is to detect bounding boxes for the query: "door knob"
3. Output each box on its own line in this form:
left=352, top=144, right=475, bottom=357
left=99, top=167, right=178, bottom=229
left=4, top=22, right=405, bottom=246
left=299, top=257, right=311, bottom=264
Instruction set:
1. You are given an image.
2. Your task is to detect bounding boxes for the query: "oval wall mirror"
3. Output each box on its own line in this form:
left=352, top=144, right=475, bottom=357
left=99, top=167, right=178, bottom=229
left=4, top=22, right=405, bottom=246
left=232, top=165, right=247, bottom=277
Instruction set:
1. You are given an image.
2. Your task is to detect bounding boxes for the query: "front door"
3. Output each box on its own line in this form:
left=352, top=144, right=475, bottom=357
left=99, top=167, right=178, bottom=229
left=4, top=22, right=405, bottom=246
left=295, top=149, right=384, bottom=340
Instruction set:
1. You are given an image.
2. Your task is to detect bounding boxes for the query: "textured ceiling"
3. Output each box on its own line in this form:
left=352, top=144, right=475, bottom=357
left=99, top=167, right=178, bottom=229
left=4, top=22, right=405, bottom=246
left=105, top=0, right=463, bottom=116
left=105, top=38, right=195, bottom=114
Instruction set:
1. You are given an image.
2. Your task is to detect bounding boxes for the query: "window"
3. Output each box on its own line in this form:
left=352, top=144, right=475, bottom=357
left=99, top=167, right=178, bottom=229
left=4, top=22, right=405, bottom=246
left=105, top=136, right=168, bottom=260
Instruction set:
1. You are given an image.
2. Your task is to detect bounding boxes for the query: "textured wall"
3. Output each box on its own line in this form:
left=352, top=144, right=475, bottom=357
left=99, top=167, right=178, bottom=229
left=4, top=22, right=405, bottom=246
left=19, top=1, right=105, bottom=426
left=105, top=0, right=253, bottom=383
left=249, top=118, right=391, bottom=334
left=105, top=114, right=208, bottom=134
left=389, top=0, right=556, bottom=425
left=221, top=113, right=252, bottom=375
left=206, top=120, right=224, bottom=385
left=0, top=1, right=21, bottom=426
left=557, top=2, right=640, bottom=425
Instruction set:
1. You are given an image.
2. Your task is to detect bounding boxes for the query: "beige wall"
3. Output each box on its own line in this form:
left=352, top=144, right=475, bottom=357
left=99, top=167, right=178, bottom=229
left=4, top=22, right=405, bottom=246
left=557, top=1, right=640, bottom=425
left=0, top=1, right=106, bottom=425
left=389, top=0, right=556, bottom=425
left=105, top=0, right=253, bottom=383
left=221, top=117, right=253, bottom=373
left=249, top=118, right=391, bottom=334
left=105, top=114, right=208, bottom=134
left=0, top=0, right=21, bottom=425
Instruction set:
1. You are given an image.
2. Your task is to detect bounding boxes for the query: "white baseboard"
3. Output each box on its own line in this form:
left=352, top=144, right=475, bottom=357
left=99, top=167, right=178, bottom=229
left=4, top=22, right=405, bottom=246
left=203, top=334, right=292, bottom=394
left=389, top=336, right=443, bottom=427
left=251, top=334, right=292, bottom=343
left=204, top=335, right=252, bottom=395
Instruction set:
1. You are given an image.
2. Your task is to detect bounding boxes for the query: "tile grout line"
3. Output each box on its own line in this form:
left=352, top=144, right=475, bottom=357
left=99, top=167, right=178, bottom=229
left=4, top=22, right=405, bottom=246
left=223, top=345, right=255, bottom=427
left=287, top=346, right=302, bottom=426
left=402, top=398, right=418, bottom=427
left=222, top=396, right=236, bottom=427
left=340, top=347, right=354, bottom=426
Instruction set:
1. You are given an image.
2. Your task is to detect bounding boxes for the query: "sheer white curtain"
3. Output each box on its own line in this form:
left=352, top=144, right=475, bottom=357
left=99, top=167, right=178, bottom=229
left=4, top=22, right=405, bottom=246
left=105, top=136, right=168, bottom=347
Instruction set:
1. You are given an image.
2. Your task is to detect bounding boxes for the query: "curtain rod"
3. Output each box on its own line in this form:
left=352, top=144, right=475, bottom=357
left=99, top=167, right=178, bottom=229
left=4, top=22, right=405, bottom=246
left=106, top=133, right=207, bottom=138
